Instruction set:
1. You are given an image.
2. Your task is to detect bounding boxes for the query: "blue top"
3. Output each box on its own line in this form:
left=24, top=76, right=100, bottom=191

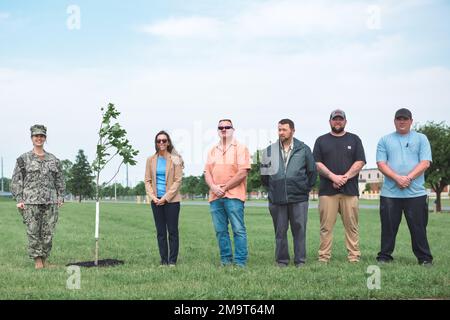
left=376, top=130, right=432, bottom=198
left=156, top=156, right=167, bottom=198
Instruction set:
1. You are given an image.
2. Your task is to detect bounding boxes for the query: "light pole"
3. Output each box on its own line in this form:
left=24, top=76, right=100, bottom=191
left=1, top=157, right=4, bottom=193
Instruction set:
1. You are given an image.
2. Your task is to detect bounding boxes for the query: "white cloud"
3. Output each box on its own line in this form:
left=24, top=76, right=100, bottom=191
left=139, top=1, right=370, bottom=40
left=139, top=0, right=437, bottom=41
left=140, top=16, right=223, bottom=38
left=0, top=12, right=10, bottom=20
left=232, top=0, right=368, bottom=38
left=2, top=32, right=449, bottom=181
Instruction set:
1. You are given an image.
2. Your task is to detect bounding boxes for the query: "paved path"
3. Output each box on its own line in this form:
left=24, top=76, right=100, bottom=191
left=181, top=201, right=450, bottom=211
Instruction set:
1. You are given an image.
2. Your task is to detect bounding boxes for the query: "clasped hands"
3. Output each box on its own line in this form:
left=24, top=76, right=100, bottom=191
left=394, top=175, right=413, bottom=189
left=211, top=184, right=227, bottom=198
left=330, top=174, right=349, bottom=190
left=153, top=198, right=167, bottom=206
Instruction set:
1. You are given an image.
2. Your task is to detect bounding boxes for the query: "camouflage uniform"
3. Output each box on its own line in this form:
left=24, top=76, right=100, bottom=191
left=10, top=125, right=65, bottom=259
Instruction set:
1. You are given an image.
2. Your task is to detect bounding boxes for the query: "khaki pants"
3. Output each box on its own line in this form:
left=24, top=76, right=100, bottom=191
left=318, top=195, right=360, bottom=262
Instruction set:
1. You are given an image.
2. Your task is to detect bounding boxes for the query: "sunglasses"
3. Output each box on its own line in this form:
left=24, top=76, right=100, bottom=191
left=218, top=126, right=233, bottom=131
left=156, top=139, right=168, bottom=144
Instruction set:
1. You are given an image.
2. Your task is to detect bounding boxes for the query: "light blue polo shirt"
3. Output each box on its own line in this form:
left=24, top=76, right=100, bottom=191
left=376, top=130, right=432, bottom=198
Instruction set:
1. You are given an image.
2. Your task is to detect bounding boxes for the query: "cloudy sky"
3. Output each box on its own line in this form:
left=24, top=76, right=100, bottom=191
left=1, top=0, right=449, bottom=186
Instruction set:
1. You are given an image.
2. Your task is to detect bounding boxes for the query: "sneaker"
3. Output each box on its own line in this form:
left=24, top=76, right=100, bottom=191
left=277, top=263, right=288, bottom=268
left=376, top=259, right=392, bottom=265
left=169, top=264, right=176, bottom=267
left=295, top=263, right=305, bottom=268
left=420, top=261, right=433, bottom=268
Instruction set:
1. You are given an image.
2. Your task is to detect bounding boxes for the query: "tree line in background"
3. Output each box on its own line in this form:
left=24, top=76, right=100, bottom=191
left=1, top=122, right=449, bottom=210
left=61, top=150, right=146, bottom=201
left=59, top=149, right=316, bottom=201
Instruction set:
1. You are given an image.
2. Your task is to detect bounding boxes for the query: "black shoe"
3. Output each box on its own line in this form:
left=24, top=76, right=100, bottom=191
left=377, top=258, right=392, bottom=265
left=419, top=261, right=433, bottom=268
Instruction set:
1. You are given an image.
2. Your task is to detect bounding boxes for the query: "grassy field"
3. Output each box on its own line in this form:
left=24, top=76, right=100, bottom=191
left=0, top=197, right=449, bottom=300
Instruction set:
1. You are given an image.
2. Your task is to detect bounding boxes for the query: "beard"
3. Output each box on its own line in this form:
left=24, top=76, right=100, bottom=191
left=280, top=135, right=292, bottom=143
left=331, top=126, right=345, bottom=134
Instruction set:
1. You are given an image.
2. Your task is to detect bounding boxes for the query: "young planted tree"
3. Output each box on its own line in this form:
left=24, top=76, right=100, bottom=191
left=92, top=103, right=139, bottom=265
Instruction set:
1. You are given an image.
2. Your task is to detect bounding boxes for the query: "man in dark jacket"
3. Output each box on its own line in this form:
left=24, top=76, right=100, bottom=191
left=261, top=119, right=317, bottom=267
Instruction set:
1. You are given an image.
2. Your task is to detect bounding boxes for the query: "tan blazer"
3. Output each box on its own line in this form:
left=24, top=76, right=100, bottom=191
left=145, top=152, right=183, bottom=203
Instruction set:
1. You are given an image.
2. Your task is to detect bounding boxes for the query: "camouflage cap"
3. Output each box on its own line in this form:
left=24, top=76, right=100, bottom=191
left=30, top=124, right=47, bottom=136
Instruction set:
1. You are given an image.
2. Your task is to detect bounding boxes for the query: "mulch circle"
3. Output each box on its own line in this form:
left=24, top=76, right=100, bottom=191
left=66, top=259, right=124, bottom=268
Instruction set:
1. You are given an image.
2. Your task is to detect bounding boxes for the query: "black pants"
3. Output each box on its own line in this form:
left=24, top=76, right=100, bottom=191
left=151, top=202, right=180, bottom=265
left=377, top=196, right=433, bottom=263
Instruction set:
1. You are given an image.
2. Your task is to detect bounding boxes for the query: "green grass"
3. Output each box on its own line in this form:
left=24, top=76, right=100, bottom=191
left=0, top=198, right=449, bottom=300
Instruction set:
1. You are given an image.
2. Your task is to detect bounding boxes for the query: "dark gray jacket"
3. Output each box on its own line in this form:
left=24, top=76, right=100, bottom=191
left=261, top=138, right=317, bottom=205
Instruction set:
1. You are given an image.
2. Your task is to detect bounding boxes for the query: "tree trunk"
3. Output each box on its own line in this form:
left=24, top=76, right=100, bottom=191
left=436, top=190, right=442, bottom=212
left=433, top=182, right=446, bottom=213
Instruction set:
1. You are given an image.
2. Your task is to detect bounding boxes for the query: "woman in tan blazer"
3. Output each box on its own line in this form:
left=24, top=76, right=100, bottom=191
left=145, top=130, right=184, bottom=266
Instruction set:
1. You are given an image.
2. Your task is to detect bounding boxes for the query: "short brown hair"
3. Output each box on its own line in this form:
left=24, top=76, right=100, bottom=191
left=278, top=119, right=295, bottom=130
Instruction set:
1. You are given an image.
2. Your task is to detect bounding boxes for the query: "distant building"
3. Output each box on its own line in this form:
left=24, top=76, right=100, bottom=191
left=358, top=168, right=383, bottom=194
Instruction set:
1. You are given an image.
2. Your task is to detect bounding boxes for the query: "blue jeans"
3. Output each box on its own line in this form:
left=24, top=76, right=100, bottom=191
left=210, top=198, right=248, bottom=266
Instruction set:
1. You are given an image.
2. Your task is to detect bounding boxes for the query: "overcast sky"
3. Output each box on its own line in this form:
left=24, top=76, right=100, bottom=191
left=1, top=0, right=449, bottom=186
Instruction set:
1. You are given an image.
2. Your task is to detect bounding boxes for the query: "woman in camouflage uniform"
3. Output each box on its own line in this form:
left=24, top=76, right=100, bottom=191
left=11, top=125, right=65, bottom=270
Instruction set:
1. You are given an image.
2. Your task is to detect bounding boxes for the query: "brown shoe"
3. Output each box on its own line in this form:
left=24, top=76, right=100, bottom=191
left=34, top=257, right=44, bottom=270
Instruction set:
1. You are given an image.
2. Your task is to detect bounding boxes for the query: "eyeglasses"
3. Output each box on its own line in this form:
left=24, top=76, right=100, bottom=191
left=156, top=139, right=168, bottom=144
left=218, top=126, right=233, bottom=131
